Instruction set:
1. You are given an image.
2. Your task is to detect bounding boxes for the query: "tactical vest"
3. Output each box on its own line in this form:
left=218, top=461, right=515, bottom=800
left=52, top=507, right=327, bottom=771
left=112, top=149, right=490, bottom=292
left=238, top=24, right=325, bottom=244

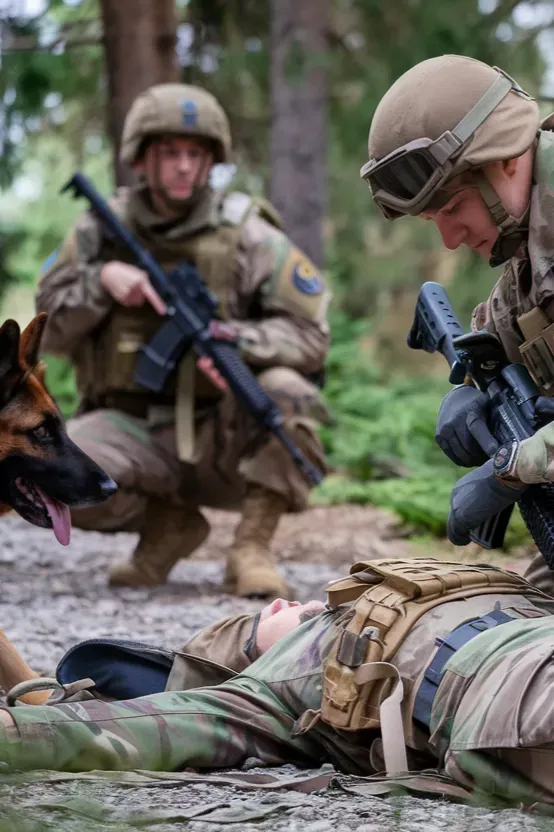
left=517, top=307, right=554, bottom=396
left=495, top=130, right=554, bottom=396
left=320, top=557, right=534, bottom=733
left=74, top=192, right=283, bottom=403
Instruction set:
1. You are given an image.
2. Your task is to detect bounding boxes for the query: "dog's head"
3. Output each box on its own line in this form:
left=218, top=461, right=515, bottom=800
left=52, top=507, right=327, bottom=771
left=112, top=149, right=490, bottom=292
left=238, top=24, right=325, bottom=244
left=0, top=313, right=116, bottom=544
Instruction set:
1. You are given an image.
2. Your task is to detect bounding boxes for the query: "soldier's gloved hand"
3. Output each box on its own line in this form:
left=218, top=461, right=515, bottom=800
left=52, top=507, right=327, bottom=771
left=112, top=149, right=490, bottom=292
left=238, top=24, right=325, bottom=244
left=447, top=459, right=528, bottom=546
left=534, top=396, right=554, bottom=426
left=435, top=385, right=498, bottom=467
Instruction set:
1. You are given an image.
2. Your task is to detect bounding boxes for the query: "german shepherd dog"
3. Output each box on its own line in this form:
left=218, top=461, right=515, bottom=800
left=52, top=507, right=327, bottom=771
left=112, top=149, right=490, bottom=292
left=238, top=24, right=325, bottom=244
left=0, top=312, right=117, bottom=704
left=0, top=313, right=116, bottom=544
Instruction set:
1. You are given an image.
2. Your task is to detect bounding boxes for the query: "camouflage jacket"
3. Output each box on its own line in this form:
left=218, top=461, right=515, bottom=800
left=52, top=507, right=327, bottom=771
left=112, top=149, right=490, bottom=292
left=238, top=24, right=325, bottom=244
left=35, top=186, right=331, bottom=378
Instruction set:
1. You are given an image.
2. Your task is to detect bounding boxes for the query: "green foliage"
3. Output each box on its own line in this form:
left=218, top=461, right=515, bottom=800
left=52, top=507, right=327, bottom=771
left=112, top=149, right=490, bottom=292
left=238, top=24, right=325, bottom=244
left=1, top=0, right=104, bottom=187
left=314, top=311, right=460, bottom=534
left=0, top=133, right=112, bottom=287
left=314, top=311, right=531, bottom=549
left=43, top=354, right=78, bottom=419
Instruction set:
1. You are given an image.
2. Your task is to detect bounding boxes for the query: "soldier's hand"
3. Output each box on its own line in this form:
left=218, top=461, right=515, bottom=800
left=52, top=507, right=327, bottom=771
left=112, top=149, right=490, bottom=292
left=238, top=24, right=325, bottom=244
left=195, top=322, right=240, bottom=391
left=100, top=261, right=166, bottom=316
left=196, top=357, right=228, bottom=391
left=435, top=385, right=498, bottom=467
left=447, top=459, right=527, bottom=546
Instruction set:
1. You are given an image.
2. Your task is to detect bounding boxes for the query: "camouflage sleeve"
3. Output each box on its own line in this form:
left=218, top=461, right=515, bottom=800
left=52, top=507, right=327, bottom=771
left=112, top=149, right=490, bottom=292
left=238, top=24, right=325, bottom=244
left=179, top=613, right=261, bottom=672
left=512, top=421, right=554, bottom=484
left=231, top=215, right=331, bottom=375
left=35, top=210, right=114, bottom=356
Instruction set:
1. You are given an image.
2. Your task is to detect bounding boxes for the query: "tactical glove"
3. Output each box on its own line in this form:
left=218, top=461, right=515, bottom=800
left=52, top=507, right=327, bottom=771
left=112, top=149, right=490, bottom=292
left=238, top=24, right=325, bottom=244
left=447, top=459, right=528, bottom=546
left=435, top=385, right=498, bottom=467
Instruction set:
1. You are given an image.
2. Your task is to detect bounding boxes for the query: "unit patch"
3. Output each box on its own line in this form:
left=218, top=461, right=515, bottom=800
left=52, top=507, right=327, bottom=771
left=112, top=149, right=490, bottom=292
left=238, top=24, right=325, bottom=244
left=291, top=257, right=324, bottom=296
left=268, top=240, right=329, bottom=322
left=182, top=100, right=198, bottom=128
left=40, top=248, right=60, bottom=275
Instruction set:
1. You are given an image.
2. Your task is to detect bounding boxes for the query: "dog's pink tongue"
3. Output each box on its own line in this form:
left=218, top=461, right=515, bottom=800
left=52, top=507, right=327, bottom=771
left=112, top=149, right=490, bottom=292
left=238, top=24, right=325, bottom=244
left=35, top=485, right=71, bottom=546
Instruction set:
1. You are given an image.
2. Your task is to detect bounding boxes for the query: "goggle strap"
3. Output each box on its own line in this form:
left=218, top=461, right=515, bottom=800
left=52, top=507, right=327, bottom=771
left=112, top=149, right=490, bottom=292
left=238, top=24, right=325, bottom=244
left=452, top=73, right=514, bottom=145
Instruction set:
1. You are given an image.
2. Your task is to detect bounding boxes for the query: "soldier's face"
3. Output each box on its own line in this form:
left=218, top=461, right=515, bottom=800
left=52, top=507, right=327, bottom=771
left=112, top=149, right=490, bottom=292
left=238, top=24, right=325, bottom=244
left=256, top=599, right=326, bottom=654
left=419, top=152, right=533, bottom=260
left=140, top=137, right=214, bottom=202
left=420, top=185, right=500, bottom=258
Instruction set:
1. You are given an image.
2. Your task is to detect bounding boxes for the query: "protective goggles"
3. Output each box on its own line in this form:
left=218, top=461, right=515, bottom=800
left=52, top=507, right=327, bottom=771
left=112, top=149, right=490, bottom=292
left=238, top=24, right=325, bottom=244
left=361, top=69, right=523, bottom=219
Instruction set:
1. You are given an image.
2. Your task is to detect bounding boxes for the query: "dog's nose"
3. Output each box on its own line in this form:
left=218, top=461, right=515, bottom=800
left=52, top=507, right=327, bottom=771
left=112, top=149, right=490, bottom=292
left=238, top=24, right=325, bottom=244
left=99, top=476, right=118, bottom=499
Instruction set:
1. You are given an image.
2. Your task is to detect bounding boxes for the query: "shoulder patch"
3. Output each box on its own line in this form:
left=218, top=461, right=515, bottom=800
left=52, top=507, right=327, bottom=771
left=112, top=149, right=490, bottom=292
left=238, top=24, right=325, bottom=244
left=267, top=240, right=330, bottom=323
left=291, top=256, right=324, bottom=295
left=281, top=247, right=324, bottom=295
left=40, top=249, right=60, bottom=275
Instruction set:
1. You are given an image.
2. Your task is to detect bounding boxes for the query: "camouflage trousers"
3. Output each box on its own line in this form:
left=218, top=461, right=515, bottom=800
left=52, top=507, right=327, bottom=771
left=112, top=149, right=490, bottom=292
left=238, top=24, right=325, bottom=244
left=0, top=611, right=374, bottom=776
left=4, top=606, right=554, bottom=807
left=67, top=367, right=327, bottom=532
left=429, top=615, right=554, bottom=805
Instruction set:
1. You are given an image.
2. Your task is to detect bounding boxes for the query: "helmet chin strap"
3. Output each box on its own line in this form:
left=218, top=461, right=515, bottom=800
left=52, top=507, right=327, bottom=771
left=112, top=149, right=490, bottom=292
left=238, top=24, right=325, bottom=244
left=471, top=170, right=529, bottom=267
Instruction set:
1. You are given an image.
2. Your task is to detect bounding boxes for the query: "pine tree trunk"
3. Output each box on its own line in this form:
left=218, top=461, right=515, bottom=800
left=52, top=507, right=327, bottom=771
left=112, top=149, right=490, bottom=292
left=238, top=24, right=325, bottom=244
left=270, top=0, right=328, bottom=267
left=99, top=0, right=180, bottom=185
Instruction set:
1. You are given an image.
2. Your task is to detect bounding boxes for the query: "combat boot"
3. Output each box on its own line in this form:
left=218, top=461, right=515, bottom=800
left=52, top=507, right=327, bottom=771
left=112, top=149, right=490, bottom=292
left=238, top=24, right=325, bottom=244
left=224, top=485, right=292, bottom=600
left=109, top=498, right=210, bottom=588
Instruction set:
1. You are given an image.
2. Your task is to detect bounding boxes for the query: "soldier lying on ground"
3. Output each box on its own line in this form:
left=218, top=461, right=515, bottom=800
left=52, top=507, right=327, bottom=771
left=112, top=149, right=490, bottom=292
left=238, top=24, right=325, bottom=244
left=1, top=556, right=554, bottom=808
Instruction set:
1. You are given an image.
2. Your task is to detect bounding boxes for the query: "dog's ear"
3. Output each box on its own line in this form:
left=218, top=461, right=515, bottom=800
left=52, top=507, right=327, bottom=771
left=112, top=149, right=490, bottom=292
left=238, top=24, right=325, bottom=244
left=0, top=320, right=23, bottom=405
left=20, top=313, right=48, bottom=369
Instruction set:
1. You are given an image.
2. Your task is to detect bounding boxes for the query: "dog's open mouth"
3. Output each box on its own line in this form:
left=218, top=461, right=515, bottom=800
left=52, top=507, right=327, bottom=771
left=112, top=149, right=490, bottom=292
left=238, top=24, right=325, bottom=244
left=13, top=477, right=71, bottom=546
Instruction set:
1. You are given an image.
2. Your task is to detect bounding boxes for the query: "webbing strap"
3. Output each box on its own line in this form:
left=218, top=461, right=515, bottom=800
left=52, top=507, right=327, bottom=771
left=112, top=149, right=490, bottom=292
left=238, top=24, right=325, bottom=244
left=412, top=607, right=514, bottom=730
left=355, top=662, right=408, bottom=775
left=453, top=73, right=513, bottom=144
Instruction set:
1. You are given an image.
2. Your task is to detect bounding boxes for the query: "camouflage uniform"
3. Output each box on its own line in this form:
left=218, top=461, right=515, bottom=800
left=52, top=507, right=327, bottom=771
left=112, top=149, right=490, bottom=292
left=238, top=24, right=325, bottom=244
left=364, top=57, right=554, bottom=593
left=36, top=84, right=331, bottom=597
left=470, top=127, right=554, bottom=592
left=2, top=565, right=554, bottom=807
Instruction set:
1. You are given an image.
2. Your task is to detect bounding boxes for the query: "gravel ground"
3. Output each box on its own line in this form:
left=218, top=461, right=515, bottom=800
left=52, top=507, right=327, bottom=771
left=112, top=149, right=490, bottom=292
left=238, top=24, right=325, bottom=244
left=0, top=506, right=551, bottom=831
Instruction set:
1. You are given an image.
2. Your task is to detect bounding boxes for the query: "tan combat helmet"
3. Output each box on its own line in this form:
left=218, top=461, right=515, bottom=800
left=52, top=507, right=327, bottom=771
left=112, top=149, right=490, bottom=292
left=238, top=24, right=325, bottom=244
left=362, top=55, right=540, bottom=262
left=120, top=83, right=232, bottom=166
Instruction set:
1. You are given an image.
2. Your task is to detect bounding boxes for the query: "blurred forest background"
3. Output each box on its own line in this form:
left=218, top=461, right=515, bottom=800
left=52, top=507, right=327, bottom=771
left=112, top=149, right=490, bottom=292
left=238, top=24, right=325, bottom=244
left=2, top=0, right=554, bottom=546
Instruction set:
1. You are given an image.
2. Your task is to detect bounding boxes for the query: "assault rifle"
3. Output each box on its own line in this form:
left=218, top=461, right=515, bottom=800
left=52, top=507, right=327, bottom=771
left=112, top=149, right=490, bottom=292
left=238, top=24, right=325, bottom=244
left=61, top=172, right=324, bottom=486
left=408, top=281, right=554, bottom=555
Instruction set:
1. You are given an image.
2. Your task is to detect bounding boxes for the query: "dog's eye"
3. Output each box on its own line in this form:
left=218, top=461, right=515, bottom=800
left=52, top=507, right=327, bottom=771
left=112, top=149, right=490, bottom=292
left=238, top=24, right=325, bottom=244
left=31, top=424, right=50, bottom=441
